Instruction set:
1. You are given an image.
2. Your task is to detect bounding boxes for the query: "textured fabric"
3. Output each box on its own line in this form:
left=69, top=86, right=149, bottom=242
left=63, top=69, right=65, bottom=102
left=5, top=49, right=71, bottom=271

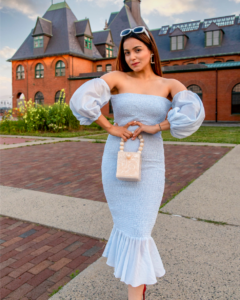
left=69, top=78, right=205, bottom=287
left=167, top=90, right=205, bottom=139
left=69, top=78, right=111, bottom=125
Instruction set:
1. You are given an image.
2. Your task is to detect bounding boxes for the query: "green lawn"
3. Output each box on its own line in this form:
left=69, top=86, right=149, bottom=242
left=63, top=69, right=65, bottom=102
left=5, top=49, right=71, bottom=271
left=84, top=126, right=240, bottom=144
left=0, top=129, right=107, bottom=138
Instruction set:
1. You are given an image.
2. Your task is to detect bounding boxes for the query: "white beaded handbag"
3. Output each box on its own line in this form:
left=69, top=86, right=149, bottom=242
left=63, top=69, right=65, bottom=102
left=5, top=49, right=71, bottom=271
left=116, top=133, right=144, bottom=181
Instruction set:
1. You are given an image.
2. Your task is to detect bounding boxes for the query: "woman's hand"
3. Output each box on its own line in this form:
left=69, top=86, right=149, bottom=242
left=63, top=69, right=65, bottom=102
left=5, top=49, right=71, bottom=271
left=107, top=121, right=137, bottom=142
left=130, top=121, right=160, bottom=140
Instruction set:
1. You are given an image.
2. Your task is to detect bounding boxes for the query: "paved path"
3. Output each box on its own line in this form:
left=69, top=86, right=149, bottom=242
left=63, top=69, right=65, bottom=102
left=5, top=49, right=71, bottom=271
left=0, top=137, right=239, bottom=299
left=0, top=216, right=106, bottom=300
left=0, top=141, right=232, bottom=204
left=161, top=144, right=240, bottom=225
left=0, top=137, right=46, bottom=145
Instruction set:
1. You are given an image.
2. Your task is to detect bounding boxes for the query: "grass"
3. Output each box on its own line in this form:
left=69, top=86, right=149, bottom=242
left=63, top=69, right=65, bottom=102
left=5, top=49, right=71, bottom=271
left=84, top=126, right=240, bottom=144
left=0, top=129, right=107, bottom=138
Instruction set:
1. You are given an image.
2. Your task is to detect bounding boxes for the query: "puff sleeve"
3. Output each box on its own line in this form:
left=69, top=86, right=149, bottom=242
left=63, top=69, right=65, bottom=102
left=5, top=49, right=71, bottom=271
left=167, top=90, right=205, bottom=139
left=69, top=78, right=111, bottom=125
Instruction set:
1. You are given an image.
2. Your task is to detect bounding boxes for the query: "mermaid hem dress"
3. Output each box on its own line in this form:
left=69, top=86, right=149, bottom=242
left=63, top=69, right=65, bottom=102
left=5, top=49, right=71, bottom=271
left=70, top=78, right=205, bottom=287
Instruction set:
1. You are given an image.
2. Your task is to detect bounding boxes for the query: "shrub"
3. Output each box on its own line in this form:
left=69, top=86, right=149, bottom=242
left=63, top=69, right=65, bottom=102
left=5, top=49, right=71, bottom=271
left=0, top=89, right=114, bottom=133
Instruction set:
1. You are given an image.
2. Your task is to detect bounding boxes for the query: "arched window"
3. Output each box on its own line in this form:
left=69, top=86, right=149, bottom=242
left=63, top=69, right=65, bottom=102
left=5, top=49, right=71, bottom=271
left=232, top=83, right=240, bottom=114
left=55, top=91, right=65, bottom=103
left=35, top=63, right=44, bottom=78
left=97, top=65, right=102, bottom=72
left=35, top=92, right=44, bottom=105
left=106, top=64, right=112, bottom=72
left=109, top=99, right=113, bottom=114
left=187, top=63, right=194, bottom=65
left=214, top=61, right=222, bottom=63
left=55, top=60, right=65, bottom=76
left=199, top=62, right=205, bottom=64
left=16, top=65, right=25, bottom=80
left=173, top=64, right=179, bottom=66
left=226, top=60, right=234, bottom=62
left=187, top=85, right=203, bottom=100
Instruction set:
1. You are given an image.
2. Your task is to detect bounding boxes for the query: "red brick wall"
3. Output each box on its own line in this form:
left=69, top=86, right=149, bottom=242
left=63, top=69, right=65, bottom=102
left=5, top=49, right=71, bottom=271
left=12, top=55, right=240, bottom=122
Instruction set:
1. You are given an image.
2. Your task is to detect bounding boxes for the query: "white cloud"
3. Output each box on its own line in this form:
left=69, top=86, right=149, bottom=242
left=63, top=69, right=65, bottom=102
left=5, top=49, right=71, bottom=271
left=141, top=0, right=216, bottom=17
left=0, top=0, right=40, bottom=20
left=229, top=0, right=240, bottom=3
left=143, top=17, right=149, bottom=24
left=76, top=0, right=122, bottom=8
left=0, top=46, right=16, bottom=59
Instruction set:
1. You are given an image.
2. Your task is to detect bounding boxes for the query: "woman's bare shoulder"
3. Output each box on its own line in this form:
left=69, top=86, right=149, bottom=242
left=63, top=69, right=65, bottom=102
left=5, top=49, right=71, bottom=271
left=167, top=78, right=187, bottom=98
left=100, top=71, right=129, bottom=94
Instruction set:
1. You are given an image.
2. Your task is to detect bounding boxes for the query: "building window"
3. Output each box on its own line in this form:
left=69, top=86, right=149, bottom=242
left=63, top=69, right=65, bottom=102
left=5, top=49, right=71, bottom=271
left=199, top=62, right=205, bottom=64
left=97, top=65, right=102, bottom=72
left=214, top=61, right=222, bottom=63
left=55, top=91, right=65, bottom=104
left=187, top=85, right=203, bottom=100
left=106, top=45, right=113, bottom=57
left=173, top=64, right=179, bottom=66
left=226, top=60, right=234, bottom=62
left=206, top=30, right=220, bottom=47
left=84, top=37, right=92, bottom=49
left=106, top=64, right=112, bottom=72
left=55, top=60, right=65, bottom=76
left=109, top=99, right=113, bottom=114
left=34, top=36, right=43, bottom=48
left=232, top=83, right=240, bottom=114
left=35, top=92, right=44, bottom=106
left=187, top=63, right=194, bottom=65
left=16, top=65, right=25, bottom=80
left=35, top=63, right=44, bottom=78
left=171, top=36, right=184, bottom=50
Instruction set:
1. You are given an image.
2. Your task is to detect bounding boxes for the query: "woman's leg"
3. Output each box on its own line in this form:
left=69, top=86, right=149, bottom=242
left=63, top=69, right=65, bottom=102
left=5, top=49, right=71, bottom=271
left=128, top=284, right=145, bottom=300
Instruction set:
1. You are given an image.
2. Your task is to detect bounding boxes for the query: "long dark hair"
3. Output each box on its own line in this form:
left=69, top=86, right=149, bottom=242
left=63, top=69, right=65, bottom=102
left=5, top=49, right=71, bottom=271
left=116, top=28, right=163, bottom=77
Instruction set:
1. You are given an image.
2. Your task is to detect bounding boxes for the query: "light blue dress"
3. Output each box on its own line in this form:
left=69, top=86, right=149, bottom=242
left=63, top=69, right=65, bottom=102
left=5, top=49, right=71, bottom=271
left=69, top=78, right=205, bottom=287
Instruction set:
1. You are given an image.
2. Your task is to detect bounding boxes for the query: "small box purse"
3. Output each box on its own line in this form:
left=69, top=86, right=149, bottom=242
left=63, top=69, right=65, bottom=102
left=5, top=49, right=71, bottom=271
left=116, top=133, right=144, bottom=181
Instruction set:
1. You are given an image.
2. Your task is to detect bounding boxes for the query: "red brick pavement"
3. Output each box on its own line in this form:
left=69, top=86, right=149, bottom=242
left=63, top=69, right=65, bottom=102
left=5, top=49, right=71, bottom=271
left=0, top=216, right=106, bottom=300
left=0, top=137, right=42, bottom=145
left=0, top=141, right=233, bottom=204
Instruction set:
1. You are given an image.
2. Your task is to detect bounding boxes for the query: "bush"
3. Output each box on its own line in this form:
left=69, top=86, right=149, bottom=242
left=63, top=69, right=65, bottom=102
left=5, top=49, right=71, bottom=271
left=0, top=89, right=114, bottom=134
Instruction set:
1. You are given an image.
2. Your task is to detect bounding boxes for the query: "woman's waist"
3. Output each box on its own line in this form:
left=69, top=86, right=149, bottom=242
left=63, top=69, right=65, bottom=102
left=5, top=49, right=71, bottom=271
left=104, top=132, right=164, bottom=161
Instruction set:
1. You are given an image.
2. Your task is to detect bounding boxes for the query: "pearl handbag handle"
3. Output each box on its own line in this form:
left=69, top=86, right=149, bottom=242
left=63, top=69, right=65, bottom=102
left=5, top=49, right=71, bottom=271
left=119, top=132, right=144, bottom=154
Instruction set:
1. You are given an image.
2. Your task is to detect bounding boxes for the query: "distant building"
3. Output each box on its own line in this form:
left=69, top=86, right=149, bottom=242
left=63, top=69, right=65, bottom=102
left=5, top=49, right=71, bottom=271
left=8, top=0, right=240, bottom=122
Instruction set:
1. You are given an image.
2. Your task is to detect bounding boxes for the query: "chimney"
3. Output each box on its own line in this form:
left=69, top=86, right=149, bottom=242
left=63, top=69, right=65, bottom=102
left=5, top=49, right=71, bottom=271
left=124, top=0, right=143, bottom=25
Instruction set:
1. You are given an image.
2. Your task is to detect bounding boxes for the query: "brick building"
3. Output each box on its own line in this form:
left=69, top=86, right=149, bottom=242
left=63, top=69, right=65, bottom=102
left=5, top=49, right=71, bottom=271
left=8, top=0, right=240, bottom=122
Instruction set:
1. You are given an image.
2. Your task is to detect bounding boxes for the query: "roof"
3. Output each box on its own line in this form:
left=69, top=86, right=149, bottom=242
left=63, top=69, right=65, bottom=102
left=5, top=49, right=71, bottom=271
left=108, top=12, right=119, bottom=26
left=75, top=19, right=90, bottom=36
left=33, top=17, right=52, bottom=37
left=8, top=1, right=240, bottom=63
left=93, top=30, right=111, bottom=45
left=108, top=4, right=148, bottom=48
left=47, top=2, right=70, bottom=11
left=163, top=61, right=240, bottom=73
left=150, top=15, right=240, bottom=62
left=8, top=2, right=102, bottom=61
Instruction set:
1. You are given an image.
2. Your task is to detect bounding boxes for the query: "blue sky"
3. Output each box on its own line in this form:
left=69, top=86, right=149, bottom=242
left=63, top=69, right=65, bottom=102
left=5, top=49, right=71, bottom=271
left=0, top=0, right=239, bottom=101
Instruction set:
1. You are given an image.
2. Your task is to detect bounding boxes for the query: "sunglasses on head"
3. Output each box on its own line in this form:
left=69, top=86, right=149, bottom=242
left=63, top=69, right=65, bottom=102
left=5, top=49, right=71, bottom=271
left=120, top=26, right=151, bottom=40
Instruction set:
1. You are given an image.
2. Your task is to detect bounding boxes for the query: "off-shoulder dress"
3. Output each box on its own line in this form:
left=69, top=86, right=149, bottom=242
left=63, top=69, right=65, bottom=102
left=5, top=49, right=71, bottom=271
left=69, top=78, right=205, bottom=287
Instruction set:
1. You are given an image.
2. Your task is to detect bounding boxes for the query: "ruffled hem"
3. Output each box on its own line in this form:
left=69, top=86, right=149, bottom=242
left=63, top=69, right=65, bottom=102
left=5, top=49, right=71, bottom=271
left=102, top=225, right=165, bottom=287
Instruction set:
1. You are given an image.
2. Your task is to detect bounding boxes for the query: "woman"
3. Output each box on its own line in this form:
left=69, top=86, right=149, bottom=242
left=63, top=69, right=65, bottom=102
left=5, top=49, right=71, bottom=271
left=70, top=26, right=205, bottom=300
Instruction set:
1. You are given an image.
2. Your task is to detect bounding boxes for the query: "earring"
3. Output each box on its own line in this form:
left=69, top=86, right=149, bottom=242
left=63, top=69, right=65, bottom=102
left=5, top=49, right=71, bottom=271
left=151, top=54, right=155, bottom=64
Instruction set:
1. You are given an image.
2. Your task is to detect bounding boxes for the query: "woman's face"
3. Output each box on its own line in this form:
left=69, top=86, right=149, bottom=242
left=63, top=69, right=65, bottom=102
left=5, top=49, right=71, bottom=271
left=123, top=37, right=152, bottom=72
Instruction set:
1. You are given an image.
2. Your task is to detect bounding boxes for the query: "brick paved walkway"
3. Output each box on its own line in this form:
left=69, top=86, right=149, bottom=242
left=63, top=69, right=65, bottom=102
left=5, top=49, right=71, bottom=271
left=0, top=137, right=41, bottom=145
left=0, top=141, right=232, bottom=204
left=0, top=216, right=106, bottom=300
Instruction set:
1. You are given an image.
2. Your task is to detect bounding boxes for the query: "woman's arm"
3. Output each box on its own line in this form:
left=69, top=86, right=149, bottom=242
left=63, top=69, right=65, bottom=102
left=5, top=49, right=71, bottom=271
left=166, top=79, right=205, bottom=139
